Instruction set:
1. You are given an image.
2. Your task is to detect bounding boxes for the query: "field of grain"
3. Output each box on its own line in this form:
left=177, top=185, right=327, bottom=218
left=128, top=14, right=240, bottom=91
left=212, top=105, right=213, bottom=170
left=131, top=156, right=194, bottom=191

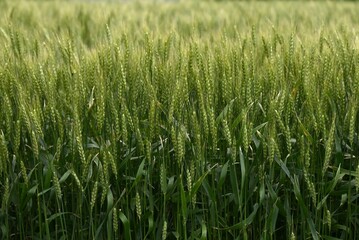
left=1, top=1, right=359, bottom=239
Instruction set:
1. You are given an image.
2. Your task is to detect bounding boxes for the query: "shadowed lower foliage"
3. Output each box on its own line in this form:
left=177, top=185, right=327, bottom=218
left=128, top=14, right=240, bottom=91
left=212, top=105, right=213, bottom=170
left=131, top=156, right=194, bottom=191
left=0, top=1, right=359, bottom=239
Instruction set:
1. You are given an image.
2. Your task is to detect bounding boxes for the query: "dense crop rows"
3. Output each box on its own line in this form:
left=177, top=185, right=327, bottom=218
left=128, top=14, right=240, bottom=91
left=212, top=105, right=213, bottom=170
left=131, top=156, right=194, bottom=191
left=1, top=1, right=359, bottom=239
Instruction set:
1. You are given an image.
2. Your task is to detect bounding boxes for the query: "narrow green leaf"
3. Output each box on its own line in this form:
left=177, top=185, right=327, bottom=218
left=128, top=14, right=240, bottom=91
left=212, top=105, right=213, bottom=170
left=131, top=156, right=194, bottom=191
left=106, top=189, right=114, bottom=239
left=59, top=170, right=72, bottom=184
left=190, top=164, right=217, bottom=200
left=201, top=221, right=207, bottom=240
left=180, top=178, right=187, bottom=223
left=220, top=203, right=259, bottom=230
left=275, top=157, right=291, bottom=179
left=239, top=148, right=246, bottom=192
left=218, top=161, right=229, bottom=190
left=327, top=165, right=344, bottom=194
left=316, top=195, right=329, bottom=211
left=322, top=236, right=343, bottom=240
left=229, top=162, right=240, bottom=208
left=136, top=159, right=146, bottom=179
left=269, top=204, right=279, bottom=235
left=292, top=175, right=319, bottom=240
left=119, top=211, right=131, bottom=240
left=216, top=98, right=237, bottom=124
left=47, top=212, right=73, bottom=223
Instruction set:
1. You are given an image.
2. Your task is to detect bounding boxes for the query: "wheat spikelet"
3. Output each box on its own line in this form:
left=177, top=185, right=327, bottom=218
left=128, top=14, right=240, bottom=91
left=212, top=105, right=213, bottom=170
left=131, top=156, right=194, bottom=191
left=71, top=170, right=83, bottom=192
left=311, top=111, right=320, bottom=136
left=304, top=169, right=316, bottom=206
left=171, top=126, right=177, bottom=154
left=135, top=127, right=144, bottom=153
left=274, top=138, right=281, bottom=161
left=55, top=109, right=64, bottom=141
left=121, top=113, right=128, bottom=144
left=251, top=25, right=257, bottom=48
left=148, top=99, right=156, bottom=141
left=194, top=73, right=209, bottom=139
left=180, top=76, right=189, bottom=111
left=20, top=103, right=31, bottom=134
left=0, top=131, right=9, bottom=174
left=353, top=59, right=359, bottom=97
left=299, top=135, right=306, bottom=166
left=39, top=64, right=47, bottom=94
left=322, top=116, right=336, bottom=176
left=207, top=60, right=215, bottom=105
left=268, top=137, right=275, bottom=165
left=7, top=68, right=17, bottom=103
left=77, top=139, right=86, bottom=174
left=1, top=177, right=9, bottom=210
left=242, top=112, right=249, bottom=152
left=77, top=61, right=87, bottom=106
left=186, top=168, right=192, bottom=193
left=122, top=33, right=130, bottom=73
left=326, top=209, right=331, bottom=231
left=105, top=24, right=113, bottom=45
left=191, top=113, right=202, bottom=161
left=221, top=71, right=229, bottom=104
left=67, top=39, right=75, bottom=74
left=201, top=110, right=209, bottom=142
left=32, top=66, right=42, bottom=95
left=208, top=107, right=217, bottom=151
left=289, top=32, right=295, bottom=61
left=168, top=95, right=175, bottom=125
left=231, top=143, right=237, bottom=162
left=113, top=207, right=118, bottom=234
left=319, top=30, right=324, bottom=54
left=111, top=103, right=120, bottom=141
left=145, top=32, right=153, bottom=73
left=177, top=131, right=185, bottom=166
left=245, top=68, right=253, bottom=106
left=190, top=160, right=196, bottom=206
left=355, top=164, right=359, bottom=192
left=284, top=126, right=291, bottom=153
left=248, top=119, right=254, bottom=149
left=122, top=102, right=134, bottom=132
left=119, top=63, right=128, bottom=101
left=31, top=130, right=39, bottom=159
left=105, top=116, right=113, bottom=141
left=349, top=104, right=356, bottom=146
left=162, top=220, right=167, bottom=240
left=102, top=152, right=109, bottom=180
left=49, top=106, right=57, bottom=132
left=20, top=160, right=29, bottom=186
left=52, top=167, right=62, bottom=200
left=222, top=119, right=232, bottom=146
left=53, top=139, right=62, bottom=163
left=96, top=83, right=105, bottom=131
left=145, top=139, right=151, bottom=164
left=305, top=147, right=311, bottom=170
left=160, top=162, right=167, bottom=195
left=30, top=109, right=43, bottom=139
left=200, top=57, right=210, bottom=102
left=107, top=150, right=117, bottom=180
left=74, top=112, right=87, bottom=179
left=9, top=29, right=22, bottom=58
left=13, top=120, right=21, bottom=152
left=90, top=181, right=98, bottom=212
left=135, top=191, right=142, bottom=220
left=3, top=93, right=12, bottom=136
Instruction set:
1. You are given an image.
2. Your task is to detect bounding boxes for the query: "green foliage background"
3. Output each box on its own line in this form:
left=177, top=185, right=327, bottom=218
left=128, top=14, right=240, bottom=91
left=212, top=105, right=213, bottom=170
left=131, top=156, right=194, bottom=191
left=0, top=1, right=359, bottom=239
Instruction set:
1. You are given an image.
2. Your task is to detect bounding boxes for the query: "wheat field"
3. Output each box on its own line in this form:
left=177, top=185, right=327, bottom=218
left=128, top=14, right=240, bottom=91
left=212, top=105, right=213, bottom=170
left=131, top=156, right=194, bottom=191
left=0, top=1, right=359, bottom=239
